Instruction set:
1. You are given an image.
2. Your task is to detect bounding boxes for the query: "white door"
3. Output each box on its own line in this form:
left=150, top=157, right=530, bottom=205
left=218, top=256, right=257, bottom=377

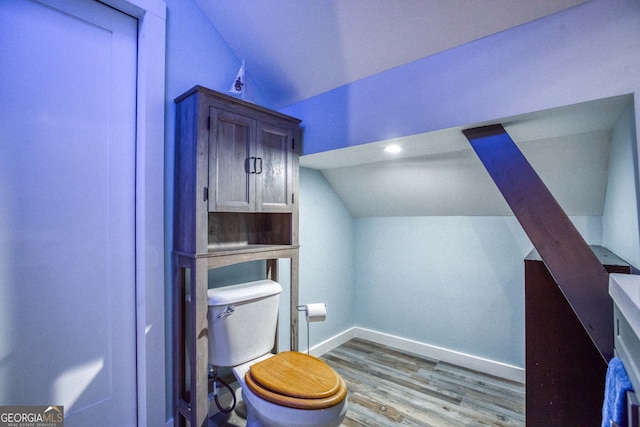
left=0, top=0, right=138, bottom=425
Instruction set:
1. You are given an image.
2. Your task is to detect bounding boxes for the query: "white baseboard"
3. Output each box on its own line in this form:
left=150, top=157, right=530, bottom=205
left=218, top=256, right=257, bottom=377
left=310, top=326, right=525, bottom=384
left=308, top=327, right=358, bottom=358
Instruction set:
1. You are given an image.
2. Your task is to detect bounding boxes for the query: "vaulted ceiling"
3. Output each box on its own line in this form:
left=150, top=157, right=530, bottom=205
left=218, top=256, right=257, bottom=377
left=193, top=1, right=635, bottom=217
left=195, top=0, right=589, bottom=109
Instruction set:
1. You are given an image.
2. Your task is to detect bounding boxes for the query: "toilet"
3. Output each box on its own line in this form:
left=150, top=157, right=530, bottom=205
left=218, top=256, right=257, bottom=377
left=207, top=279, right=348, bottom=427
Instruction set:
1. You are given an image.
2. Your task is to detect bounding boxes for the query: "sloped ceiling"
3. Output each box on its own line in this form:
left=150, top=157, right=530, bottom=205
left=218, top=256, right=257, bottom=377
left=195, top=0, right=589, bottom=109
left=307, top=95, right=633, bottom=216
left=193, top=1, right=634, bottom=218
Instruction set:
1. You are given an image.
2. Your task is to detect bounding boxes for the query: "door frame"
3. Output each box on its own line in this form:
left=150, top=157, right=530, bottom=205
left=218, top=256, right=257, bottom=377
left=94, top=0, right=166, bottom=425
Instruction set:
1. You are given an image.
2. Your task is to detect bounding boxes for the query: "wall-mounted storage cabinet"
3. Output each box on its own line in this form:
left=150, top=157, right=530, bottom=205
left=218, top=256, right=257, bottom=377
left=172, top=86, right=301, bottom=427
left=174, top=86, right=300, bottom=255
left=209, top=107, right=295, bottom=213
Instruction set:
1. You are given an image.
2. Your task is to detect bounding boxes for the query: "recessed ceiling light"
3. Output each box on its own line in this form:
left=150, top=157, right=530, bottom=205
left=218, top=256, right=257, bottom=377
left=384, top=144, right=402, bottom=153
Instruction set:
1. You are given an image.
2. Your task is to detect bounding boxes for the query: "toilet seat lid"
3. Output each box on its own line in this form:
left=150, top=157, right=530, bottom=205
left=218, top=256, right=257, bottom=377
left=249, top=351, right=340, bottom=399
left=246, top=352, right=347, bottom=410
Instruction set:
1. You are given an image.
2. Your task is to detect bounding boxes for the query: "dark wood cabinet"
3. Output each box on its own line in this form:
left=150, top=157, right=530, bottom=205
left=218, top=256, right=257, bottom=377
left=525, top=245, right=630, bottom=426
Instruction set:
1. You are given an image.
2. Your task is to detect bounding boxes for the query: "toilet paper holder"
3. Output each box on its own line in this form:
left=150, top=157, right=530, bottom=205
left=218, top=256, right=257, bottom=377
left=297, top=303, right=326, bottom=355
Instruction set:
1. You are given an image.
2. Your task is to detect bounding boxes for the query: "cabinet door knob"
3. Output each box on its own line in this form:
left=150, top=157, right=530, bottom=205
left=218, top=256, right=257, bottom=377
left=256, top=157, right=263, bottom=174
left=247, top=157, right=256, bottom=174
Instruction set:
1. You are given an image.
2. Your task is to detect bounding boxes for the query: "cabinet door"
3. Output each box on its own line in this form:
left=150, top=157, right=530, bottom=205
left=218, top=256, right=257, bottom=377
left=209, top=108, right=255, bottom=212
left=256, top=120, right=294, bottom=212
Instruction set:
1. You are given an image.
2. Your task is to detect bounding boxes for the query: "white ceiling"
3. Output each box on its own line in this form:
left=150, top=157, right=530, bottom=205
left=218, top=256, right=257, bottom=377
left=195, top=0, right=589, bottom=109
left=311, top=95, right=633, bottom=216
left=193, top=1, right=636, bottom=217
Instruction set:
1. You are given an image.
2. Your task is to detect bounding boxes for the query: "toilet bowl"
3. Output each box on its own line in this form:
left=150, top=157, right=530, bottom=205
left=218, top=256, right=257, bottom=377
left=207, top=280, right=348, bottom=427
left=232, top=353, right=348, bottom=427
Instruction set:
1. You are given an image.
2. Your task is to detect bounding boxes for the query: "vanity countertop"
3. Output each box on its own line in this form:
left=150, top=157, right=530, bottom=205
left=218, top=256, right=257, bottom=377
left=610, top=273, right=640, bottom=339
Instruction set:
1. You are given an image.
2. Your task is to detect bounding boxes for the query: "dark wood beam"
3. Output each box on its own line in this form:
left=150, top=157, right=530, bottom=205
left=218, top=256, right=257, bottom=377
left=463, top=124, right=612, bottom=361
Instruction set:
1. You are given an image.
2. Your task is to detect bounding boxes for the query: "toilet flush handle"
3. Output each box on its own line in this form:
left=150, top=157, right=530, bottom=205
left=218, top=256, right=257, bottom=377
left=217, top=305, right=235, bottom=319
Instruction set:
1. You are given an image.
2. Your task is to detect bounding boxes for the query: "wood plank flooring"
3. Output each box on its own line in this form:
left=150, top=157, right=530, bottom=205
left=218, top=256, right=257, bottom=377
left=324, top=338, right=524, bottom=426
left=210, top=338, right=525, bottom=426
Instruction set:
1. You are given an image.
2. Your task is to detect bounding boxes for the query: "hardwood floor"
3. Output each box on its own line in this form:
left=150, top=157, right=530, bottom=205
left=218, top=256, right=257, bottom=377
left=210, top=338, right=525, bottom=426
left=323, top=338, right=524, bottom=426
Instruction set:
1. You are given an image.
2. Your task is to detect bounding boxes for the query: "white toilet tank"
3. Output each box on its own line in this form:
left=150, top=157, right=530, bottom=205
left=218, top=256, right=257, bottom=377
left=207, top=279, right=282, bottom=367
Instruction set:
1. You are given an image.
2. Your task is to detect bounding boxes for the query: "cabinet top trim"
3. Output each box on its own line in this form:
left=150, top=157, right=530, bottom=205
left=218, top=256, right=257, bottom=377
left=174, top=85, right=302, bottom=124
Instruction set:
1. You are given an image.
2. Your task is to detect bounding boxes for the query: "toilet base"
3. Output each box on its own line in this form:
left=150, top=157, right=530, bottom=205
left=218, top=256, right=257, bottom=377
left=241, top=387, right=347, bottom=427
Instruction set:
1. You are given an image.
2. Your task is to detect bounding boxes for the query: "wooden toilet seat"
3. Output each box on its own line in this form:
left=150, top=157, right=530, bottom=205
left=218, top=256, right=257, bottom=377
left=245, top=351, right=348, bottom=410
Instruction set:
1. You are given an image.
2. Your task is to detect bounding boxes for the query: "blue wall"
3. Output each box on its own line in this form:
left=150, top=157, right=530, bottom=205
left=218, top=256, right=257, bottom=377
left=352, top=216, right=603, bottom=367
left=603, top=101, right=640, bottom=271
left=297, top=169, right=355, bottom=352
left=297, top=170, right=607, bottom=368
